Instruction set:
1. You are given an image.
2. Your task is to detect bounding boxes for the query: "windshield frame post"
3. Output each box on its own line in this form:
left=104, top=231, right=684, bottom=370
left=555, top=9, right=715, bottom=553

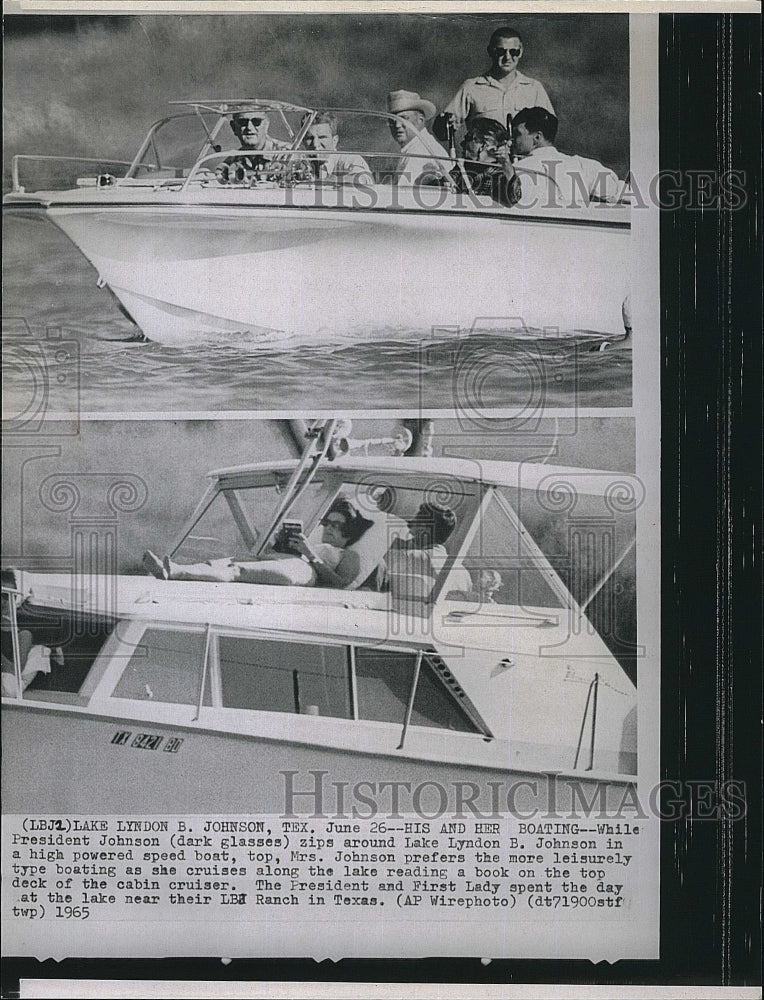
left=430, top=482, right=492, bottom=607
left=573, top=671, right=600, bottom=770
left=396, top=648, right=424, bottom=750
left=255, top=420, right=338, bottom=556
left=2, top=586, right=25, bottom=700
left=193, top=623, right=213, bottom=721
left=168, top=482, right=219, bottom=557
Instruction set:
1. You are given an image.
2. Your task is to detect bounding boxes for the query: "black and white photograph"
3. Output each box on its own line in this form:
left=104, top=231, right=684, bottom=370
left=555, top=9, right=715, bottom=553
left=2, top=3, right=761, bottom=998
left=2, top=415, right=647, bottom=961
left=3, top=11, right=633, bottom=414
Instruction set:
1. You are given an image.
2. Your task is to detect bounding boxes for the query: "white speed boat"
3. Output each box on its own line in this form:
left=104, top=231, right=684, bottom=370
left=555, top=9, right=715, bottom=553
left=2, top=439, right=638, bottom=815
left=4, top=100, right=632, bottom=347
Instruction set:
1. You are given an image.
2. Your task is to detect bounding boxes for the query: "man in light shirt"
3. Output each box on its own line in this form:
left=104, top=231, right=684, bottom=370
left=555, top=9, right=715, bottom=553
left=302, top=112, right=374, bottom=183
left=377, top=502, right=458, bottom=599
left=386, top=90, right=451, bottom=186
left=510, top=106, right=625, bottom=207
left=444, top=26, right=554, bottom=129
left=217, top=106, right=290, bottom=184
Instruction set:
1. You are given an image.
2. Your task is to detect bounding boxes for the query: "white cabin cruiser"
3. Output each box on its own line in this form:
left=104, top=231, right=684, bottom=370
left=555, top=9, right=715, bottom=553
left=4, top=100, right=632, bottom=347
left=2, top=448, right=637, bottom=815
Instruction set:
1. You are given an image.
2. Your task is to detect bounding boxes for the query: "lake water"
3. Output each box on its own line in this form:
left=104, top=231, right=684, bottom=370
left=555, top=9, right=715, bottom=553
left=3, top=214, right=632, bottom=414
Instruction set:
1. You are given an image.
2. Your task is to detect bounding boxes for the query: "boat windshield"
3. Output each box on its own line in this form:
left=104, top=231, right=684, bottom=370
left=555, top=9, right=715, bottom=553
left=127, top=106, right=456, bottom=188
left=456, top=484, right=636, bottom=618
left=170, top=470, right=482, bottom=598
left=128, top=110, right=226, bottom=180
left=443, top=488, right=569, bottom=611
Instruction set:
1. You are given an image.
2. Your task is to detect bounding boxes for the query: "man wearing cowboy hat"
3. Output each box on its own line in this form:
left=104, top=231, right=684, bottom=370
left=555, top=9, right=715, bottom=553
left=386, top=90, right=451, bottom=186
left=443, top=26, right=554, bottom=129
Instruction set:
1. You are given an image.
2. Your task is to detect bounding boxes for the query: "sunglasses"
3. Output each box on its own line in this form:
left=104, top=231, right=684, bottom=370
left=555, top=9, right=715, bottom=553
left=491, top=47, right=522, bottom=58
left=233, top=116, right=265, bottom=127
left=321, top=516, right=347, bottom=528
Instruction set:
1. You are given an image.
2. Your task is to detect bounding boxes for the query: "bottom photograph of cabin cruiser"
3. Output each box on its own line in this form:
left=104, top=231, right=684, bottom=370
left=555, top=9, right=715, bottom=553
left=2, top=419, right=639, bottom=816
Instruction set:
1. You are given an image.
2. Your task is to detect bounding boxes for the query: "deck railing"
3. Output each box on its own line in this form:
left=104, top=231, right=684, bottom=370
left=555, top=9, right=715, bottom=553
left=11, top=154, right=134, bottom=193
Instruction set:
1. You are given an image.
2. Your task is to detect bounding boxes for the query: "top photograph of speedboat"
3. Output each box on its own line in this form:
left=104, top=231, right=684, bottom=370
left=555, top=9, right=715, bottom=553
left=3, top=13, right=635, bottom=412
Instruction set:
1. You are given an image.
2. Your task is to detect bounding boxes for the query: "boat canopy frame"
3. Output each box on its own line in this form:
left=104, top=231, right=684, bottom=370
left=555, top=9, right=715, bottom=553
left=8, top=99, right=579, bottom=203
left=163, top=461, right=585, bottom=616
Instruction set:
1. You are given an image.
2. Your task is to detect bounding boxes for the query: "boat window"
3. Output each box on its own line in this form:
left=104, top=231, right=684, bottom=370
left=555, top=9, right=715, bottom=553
left=494, top=484, right=637, bottom=668
left=111, top=628, right=209, bottom=705
left=130, top=112, right=221, bottom=180
left=336, top=479, right=480, bottom=599
left=354, top=647, right=479, bottom=733
left=448, top=490, right=567, bottom=609
left=217, top=636, right=351, bottom=719
left=494, top=486, right=636, bottom=611
left=3, top=603, right=116, bottom=701
left=173, top=479, right=332, bottom=564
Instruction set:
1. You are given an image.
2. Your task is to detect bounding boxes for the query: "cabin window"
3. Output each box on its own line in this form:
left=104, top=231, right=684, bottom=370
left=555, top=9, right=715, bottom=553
left=452, top=492, right=567, bottom=609
left=354, top=647, right=479, bottom=733
left=112, top=628, right=209, bottom=705
left=8, top=605, right=116, bottom=697
left=217, top=636, right=352, bottom=719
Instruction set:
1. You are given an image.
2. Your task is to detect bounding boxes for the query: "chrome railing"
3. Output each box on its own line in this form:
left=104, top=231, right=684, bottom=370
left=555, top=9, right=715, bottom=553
left=11, top=154, right=134, bottom=193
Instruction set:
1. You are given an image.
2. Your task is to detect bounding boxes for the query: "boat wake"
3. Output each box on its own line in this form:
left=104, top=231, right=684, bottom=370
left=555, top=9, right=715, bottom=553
left=149, top=322, right=630, bottom=353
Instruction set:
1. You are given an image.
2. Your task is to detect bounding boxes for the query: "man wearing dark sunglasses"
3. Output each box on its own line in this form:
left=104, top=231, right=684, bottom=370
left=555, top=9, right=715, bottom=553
left=442, top=26, right=554, bottom=129
left=217, top=105, right=290, bottom=184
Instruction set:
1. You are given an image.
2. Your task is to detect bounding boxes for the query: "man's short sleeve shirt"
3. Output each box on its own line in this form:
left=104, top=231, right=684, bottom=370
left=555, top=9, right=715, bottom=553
left=444, top=71, right=555, bottom=125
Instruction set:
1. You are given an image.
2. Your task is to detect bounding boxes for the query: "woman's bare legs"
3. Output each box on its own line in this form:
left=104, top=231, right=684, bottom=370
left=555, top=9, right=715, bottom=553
left=164, top=557, right=240, bottom=583
left=144, top=552, right=315, bottom=586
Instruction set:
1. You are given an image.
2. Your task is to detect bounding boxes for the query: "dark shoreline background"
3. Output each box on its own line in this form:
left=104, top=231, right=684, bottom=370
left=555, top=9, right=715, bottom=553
left=3, top=12, right=629, bottom=189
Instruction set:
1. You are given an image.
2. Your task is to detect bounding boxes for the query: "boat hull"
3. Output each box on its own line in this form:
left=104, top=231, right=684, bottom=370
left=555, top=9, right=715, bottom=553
left=44, top=198, right=631, bottom=347
left=2, top=700, right=633, bottom=815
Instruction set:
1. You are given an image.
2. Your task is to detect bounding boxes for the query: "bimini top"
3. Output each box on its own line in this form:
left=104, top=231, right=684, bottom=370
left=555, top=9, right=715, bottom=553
left=206, top=454, right=639, bottom=499
left=169, top=98, right=314, bottom=115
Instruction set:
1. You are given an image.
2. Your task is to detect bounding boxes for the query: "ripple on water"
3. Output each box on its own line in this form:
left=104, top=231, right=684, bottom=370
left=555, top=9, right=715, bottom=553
left=2, top=216, right=632, bottom=412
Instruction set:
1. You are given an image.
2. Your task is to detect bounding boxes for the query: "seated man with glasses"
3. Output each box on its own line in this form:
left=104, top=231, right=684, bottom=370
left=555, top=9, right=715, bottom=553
left=217, top=106, right=290, bottom=184
left=441, top=26, right=554, bottom=130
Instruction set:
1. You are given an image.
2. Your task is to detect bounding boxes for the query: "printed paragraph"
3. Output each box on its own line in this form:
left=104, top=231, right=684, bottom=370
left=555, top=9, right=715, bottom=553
left=5, top=815, right=641, bottom=921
